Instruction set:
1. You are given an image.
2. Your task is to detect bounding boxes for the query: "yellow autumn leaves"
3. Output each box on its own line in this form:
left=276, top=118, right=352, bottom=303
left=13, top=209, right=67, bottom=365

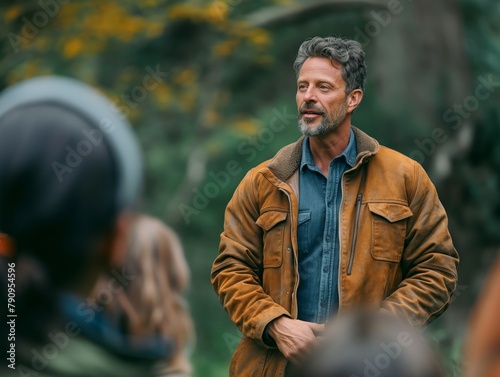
left=1, top=0, right=276, bottom=133
left=58, top=3, right=164, bottom=58
left=167, top=2, right=271, bottom=57
left=169, top=2, right=229, bottom=24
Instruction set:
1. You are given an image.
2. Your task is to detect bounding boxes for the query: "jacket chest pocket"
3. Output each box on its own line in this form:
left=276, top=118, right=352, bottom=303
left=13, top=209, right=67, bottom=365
left=297, top=210, right=311, bottom=255
left=256, top=211, right=288, bottom=268
left=367, top=202, right=412, bottom=263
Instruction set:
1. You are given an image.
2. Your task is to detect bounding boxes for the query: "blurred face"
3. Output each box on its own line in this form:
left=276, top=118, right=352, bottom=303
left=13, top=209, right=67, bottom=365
left=296, top=57, right=349, bottom=136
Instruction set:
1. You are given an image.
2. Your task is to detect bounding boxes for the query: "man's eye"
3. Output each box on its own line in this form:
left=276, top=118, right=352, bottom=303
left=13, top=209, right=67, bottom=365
left=298, top=85, right=307, bottom=90
left=319, top=85, right=329, bottom=91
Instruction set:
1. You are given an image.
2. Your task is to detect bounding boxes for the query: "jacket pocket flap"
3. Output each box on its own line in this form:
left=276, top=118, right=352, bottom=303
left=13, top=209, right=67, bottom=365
left=256, top=211, right=288, bottom=231
left=297, top=211, right=311, bottom=226
left=367, top=202, right=412, bottom=223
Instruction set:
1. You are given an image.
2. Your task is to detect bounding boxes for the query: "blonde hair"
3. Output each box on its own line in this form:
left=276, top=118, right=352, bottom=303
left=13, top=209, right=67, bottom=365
left=96, top=214, right=193, bottom=374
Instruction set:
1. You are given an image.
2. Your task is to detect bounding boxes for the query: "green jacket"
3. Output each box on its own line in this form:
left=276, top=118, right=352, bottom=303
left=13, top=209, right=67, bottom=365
left=4, top=294, right=172, bottom=377
left=9, top=336, right=159, bottom=377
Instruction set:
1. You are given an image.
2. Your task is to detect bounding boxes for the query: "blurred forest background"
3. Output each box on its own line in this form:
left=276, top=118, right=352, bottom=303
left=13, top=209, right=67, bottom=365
left=1, top=0, right=499, bottom=376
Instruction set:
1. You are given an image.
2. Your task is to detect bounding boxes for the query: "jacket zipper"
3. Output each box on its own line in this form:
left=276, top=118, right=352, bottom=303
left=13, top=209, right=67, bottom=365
left=347, top=192, right=363, bottom=275
left=338, top=172, right=347, bottom=308
left=346, top=161, right=368, bottom=276
left=279, top=187, right=299, bottom=318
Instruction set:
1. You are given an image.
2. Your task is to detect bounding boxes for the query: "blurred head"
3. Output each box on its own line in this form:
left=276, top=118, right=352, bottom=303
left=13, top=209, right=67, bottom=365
left=294, top=311, right=446, bottom=377
left=463, top=255, right=500, bottom=377
left=94, top=215, right=193, bottom=370
left=294, top=37, right=365, bottom=136
left=116, top=215, right=191, bottom=338
left=0, top=76, right=142, bottom=293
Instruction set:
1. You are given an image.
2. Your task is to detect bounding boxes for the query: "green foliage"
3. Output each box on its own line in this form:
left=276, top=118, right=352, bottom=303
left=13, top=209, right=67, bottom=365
left=1, top=0, right=499, bottom=375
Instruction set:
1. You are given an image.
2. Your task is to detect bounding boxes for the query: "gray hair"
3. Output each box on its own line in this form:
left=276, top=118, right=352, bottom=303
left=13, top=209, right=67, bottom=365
left=293, top=36, right=367, bottom=94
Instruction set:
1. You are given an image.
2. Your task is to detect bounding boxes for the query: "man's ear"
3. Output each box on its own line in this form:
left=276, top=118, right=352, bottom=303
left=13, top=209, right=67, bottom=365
left=102, top=212, right=134, bottom=269
left=347, top=89, right=363, bottom=113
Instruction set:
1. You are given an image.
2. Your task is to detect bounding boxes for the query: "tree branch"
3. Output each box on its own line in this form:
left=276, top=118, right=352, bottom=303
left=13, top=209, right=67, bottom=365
left=246, top=0, right=387, bottom=28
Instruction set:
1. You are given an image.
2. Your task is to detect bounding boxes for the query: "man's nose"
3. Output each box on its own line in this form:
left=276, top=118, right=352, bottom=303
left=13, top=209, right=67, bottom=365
left=303, top=87, right=316, bottom=102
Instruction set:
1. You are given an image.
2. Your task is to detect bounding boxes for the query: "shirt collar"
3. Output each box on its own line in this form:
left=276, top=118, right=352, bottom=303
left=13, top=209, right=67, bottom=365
left=301, top=129, right=358, bottom=171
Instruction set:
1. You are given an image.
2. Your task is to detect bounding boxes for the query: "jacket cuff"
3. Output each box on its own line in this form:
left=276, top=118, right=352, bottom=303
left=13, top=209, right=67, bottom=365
left=262, top=322, right=277, bottom=347
left=254, top=308, right=291, bottom=349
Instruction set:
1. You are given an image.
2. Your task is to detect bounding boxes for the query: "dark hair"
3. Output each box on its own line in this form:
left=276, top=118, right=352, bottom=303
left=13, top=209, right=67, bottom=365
left=0, top=102, right=119, bottom=283
left=293, top=36, right=367, bottom=94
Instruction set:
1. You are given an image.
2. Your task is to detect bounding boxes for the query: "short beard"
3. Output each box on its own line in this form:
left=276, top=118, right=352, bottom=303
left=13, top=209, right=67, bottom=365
left=298, top=100, right=348, bottom=137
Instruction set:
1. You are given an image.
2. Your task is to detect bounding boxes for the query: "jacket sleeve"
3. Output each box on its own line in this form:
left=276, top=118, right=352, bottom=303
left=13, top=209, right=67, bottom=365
left=211, top=169, right=290, bottom=347
left=380, top=162, right=459, bottom=328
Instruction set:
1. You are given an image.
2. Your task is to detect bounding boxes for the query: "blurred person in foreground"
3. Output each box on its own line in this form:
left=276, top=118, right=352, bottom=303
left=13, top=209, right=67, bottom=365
left=211, top=36, right=459, bottom=376
left=92, top=214, right=194, bottom=377
left=293, top=311, right=446, bottom=377
left=0, top=76, right=171, bottom=376
left=463, top=255, right=500, bottom=377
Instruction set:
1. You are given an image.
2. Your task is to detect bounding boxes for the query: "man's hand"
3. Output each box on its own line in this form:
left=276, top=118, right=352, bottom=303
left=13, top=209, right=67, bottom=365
left=267, top=316, right=325, bottom=365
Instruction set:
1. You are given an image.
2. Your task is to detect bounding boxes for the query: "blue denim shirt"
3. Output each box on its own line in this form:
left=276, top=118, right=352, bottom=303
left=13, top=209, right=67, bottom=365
left=297, top=130, right=357, bottom=323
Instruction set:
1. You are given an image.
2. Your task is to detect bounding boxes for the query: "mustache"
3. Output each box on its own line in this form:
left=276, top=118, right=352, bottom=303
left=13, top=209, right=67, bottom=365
left=298, top=103, right=326, bottom=117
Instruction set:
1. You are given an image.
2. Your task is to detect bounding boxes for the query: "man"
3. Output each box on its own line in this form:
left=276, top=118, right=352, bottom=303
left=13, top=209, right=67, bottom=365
left=211, top=36, right=459, bottom=377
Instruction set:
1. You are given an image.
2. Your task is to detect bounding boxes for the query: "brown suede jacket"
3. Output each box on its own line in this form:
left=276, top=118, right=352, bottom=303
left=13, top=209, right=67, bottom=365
left=211, top=127, right=459, bottom=377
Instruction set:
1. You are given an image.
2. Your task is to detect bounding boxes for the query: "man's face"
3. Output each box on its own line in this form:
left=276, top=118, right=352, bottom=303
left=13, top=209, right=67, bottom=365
left=296, top=57, right=349, bottom=137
